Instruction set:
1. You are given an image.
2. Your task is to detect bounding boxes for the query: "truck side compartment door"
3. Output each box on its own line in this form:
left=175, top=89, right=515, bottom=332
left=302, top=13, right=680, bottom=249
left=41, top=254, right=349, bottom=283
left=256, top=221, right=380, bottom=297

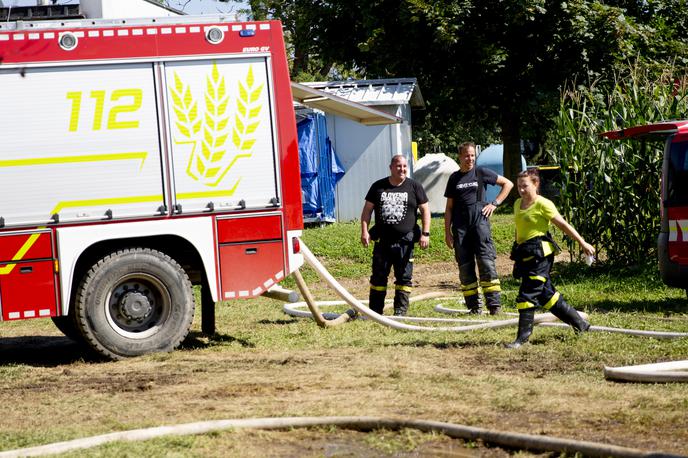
left=0, top=64, right=165, bottom=227
left=0, top=231, right=58, bottom=321
left=216, top=215, right=285, bottom=299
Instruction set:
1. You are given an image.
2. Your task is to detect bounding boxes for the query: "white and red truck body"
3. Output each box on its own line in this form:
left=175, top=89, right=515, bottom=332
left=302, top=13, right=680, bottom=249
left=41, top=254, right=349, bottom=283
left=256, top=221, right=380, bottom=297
left=0, top=16, right=304, bottom=351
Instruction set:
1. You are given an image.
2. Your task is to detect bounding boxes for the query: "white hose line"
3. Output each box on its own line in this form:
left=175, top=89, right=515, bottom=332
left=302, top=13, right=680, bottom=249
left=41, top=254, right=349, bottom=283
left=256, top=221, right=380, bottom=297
left=299, top=240, right=688, bottom=336
left=604, top=361, right=688, bottom=383
left=286, top=296, right=688, bottom=340
left=0, top=415, right=679, bottom=458
left=434, top=303, right=519, bottom=316
left=262, top=284, right=300, bottom=303
left=299, top=243, right=559, bottom=332
left=299, top=240, right=688, bottom=383
left=284, top=301, right=488, bottom=324
left=547, top=323, right=688, bottom=339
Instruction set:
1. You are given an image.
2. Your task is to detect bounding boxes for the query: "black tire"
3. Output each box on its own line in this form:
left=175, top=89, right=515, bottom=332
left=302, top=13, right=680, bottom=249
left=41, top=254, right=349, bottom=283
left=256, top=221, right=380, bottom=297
left=51, top=315, right=85, bottom=343
left=75, top=248, right=195, bottom=360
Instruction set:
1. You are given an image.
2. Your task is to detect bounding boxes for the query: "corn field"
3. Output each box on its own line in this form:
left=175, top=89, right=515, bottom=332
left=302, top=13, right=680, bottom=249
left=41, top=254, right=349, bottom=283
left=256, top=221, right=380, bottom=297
left=549, top=65, right=688, bottom=265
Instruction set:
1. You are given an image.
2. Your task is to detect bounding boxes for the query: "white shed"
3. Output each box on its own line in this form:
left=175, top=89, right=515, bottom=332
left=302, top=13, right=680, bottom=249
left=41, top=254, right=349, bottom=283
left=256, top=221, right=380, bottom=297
left=1, top=0, right=182, bottom=19
left=79, top=0, right=182, bottom=18
left=303, top=79, right=425, bottom=222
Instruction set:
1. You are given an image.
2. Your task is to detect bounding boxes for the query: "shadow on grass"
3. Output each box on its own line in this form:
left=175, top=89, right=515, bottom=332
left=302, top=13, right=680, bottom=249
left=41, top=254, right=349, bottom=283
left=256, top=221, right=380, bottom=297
left=258, top=318, right=299, bottom=325
left=0, top=335, right=94, bottom=366
left=180, top=331, right=255, bottom=349
left=381, top=339, right=499, bottom=350
left=1, top=331, right=258, bottom=366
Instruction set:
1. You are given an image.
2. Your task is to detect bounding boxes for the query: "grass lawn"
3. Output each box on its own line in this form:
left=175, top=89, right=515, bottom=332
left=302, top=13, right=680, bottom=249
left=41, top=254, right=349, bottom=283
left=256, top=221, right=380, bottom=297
left=0, top=215, right=686, bottom=456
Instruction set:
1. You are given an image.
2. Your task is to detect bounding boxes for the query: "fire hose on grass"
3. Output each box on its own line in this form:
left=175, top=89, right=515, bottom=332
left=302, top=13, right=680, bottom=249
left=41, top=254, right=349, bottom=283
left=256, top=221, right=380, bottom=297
left=3, top=244, right=687, bottom=458
left=1, top=416, right=681, bottom=458
left=290, top=241, right=688, bottom=383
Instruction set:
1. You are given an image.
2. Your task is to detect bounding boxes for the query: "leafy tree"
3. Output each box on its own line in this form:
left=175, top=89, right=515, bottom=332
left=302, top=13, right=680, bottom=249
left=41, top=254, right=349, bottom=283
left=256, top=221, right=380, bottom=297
left=242, top=1, right=688, bottom=200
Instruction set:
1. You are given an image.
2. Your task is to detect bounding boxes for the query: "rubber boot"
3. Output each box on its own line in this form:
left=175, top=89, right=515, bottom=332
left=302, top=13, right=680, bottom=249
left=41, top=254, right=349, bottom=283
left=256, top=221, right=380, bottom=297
left=485, top=291, right=501, bottom=315
left=506, top=308, right=535, bottom=349
left=369, top=288, right=386, bottom=315
left=393, top=289, right=410, bottom=316
left=549, top=298, right=590, bottom=333
left=465, top=294, right=482, bottom=314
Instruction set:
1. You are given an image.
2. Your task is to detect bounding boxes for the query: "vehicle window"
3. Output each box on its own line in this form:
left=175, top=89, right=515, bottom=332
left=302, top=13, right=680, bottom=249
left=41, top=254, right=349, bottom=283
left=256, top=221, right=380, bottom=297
left=667, top=141, right=688, bottom=206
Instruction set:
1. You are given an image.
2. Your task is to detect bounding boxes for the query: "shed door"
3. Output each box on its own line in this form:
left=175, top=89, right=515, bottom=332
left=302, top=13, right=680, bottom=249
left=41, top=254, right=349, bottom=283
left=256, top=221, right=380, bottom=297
left=164, top=57, right=279, bottom=214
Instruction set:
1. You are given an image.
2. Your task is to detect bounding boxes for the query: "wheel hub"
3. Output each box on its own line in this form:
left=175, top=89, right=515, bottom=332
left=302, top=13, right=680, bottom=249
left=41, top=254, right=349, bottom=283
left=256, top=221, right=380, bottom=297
left=119, top=291, right=153, bottom=321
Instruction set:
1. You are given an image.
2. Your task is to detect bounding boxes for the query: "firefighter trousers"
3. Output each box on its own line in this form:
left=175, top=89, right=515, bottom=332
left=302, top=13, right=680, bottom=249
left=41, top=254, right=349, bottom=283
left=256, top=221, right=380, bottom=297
left=453, top=205, right=501, bottom=311
left=512, top=238, right=560, bottom=311
left=512, top=241, right=590, bottom=339
left=369, top=237, right=414, bottom=316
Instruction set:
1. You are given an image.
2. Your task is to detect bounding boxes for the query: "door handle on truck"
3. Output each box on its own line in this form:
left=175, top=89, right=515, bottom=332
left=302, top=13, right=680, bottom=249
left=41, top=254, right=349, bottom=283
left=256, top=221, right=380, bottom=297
left=245, top=248, right=257, bottom=255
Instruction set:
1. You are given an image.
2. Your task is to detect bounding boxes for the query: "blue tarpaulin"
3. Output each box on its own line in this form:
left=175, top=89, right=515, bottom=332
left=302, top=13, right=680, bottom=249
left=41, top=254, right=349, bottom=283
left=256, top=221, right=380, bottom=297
left=297, top=113, right=345, bottom=221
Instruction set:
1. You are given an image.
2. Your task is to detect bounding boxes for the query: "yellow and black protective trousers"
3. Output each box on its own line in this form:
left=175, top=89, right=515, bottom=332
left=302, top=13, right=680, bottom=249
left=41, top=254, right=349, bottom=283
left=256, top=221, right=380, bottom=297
left=509, top=236, right=589, bottom=347
left=512, top=237, right=561, bottom=312
left=369, top=232, right=415, bottom=316
left=452, top=202, right=501, bottom=312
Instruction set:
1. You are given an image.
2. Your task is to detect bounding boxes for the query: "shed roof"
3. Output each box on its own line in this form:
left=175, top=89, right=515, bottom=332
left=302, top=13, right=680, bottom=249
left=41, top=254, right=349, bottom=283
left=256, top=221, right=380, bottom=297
left=303, top=78, right=425, bottom=109
left=291, top=82, right=401, bottom=126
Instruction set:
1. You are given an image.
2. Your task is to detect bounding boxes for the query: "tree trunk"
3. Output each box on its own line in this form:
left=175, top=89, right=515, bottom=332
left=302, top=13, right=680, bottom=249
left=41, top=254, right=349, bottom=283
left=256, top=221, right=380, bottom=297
left=501, top=110, right=522, bottom=206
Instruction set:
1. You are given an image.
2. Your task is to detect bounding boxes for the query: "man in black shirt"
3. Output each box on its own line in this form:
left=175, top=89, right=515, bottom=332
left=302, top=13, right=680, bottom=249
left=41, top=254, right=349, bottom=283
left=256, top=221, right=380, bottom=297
left=361, top=155, right=430, bottom=316
left=444, top=142, right=513, bottom=314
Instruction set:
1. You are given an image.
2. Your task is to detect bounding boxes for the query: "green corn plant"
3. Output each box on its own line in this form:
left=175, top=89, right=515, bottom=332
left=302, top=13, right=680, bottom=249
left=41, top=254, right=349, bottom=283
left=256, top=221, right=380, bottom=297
left=549, top=63, right=688, bottom=265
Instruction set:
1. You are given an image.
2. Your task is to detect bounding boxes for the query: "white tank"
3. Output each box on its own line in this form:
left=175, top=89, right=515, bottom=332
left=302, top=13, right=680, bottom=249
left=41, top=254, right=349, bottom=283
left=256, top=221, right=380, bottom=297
left=413, top=153, right=459, bottom=214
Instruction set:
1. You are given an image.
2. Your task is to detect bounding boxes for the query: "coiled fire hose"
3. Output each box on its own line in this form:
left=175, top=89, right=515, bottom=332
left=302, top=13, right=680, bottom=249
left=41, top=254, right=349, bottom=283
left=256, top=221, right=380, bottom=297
left=284, top=242, right=688, bottom=384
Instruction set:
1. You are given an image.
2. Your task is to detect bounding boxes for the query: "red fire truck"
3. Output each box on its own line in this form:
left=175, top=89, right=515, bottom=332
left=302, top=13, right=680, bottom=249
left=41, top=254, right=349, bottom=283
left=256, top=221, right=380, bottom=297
left=0, top=16, right=305, bottom=358
left=602, top=122, right=688, bottom=297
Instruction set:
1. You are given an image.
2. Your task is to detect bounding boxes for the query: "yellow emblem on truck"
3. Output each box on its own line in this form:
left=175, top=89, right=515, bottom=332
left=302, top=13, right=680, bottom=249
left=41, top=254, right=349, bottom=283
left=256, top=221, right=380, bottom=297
left=171, top=63, right=264, bottom=188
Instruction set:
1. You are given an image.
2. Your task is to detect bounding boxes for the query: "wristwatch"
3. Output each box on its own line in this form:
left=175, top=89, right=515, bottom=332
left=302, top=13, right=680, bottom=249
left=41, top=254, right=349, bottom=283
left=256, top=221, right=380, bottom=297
left=421, top=231, right=430, bottom=236
left=491, top=200, right=500, bottom=207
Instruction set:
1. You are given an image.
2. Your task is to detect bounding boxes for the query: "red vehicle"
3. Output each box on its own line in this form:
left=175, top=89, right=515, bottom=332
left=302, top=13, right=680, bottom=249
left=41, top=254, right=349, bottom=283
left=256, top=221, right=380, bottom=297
left=0, top=16, right=305, bottom=358
left=602, top=122, right=688, bottom=296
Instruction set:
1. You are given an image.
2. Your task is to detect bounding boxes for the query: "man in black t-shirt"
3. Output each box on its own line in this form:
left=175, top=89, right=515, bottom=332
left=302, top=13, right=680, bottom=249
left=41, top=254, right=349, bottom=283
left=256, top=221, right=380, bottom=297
left=444, top=142, right=513, bottom=314
left=361, top=155, right=430, bottom=316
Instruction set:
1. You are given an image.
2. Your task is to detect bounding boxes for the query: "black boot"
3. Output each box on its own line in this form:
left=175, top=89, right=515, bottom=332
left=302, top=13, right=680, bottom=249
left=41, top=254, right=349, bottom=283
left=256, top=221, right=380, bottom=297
left=394, top=289, right=410, bottom=316
left=369, top=287, right=386, bottom=315
left=506, top=308, right=535, bottom=349
left=465, top=294, right=483, bottom=314
left=485, top=291, right=501, bottom=315
left=549, top=298, right=589, bottom=333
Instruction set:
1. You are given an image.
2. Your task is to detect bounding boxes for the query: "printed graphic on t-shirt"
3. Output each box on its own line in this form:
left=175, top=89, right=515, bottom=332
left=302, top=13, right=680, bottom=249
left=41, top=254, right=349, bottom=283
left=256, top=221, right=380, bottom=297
left=456, top=181, right=478, bottom=189
left=380, top=191, right=408, bottom=224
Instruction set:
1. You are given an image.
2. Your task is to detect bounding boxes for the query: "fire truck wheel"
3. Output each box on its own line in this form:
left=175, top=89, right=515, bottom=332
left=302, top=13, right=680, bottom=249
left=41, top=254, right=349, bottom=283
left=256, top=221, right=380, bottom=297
left=51, top=315, right=85, bottom=343
left=75, top=248, right=195, bottom=360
